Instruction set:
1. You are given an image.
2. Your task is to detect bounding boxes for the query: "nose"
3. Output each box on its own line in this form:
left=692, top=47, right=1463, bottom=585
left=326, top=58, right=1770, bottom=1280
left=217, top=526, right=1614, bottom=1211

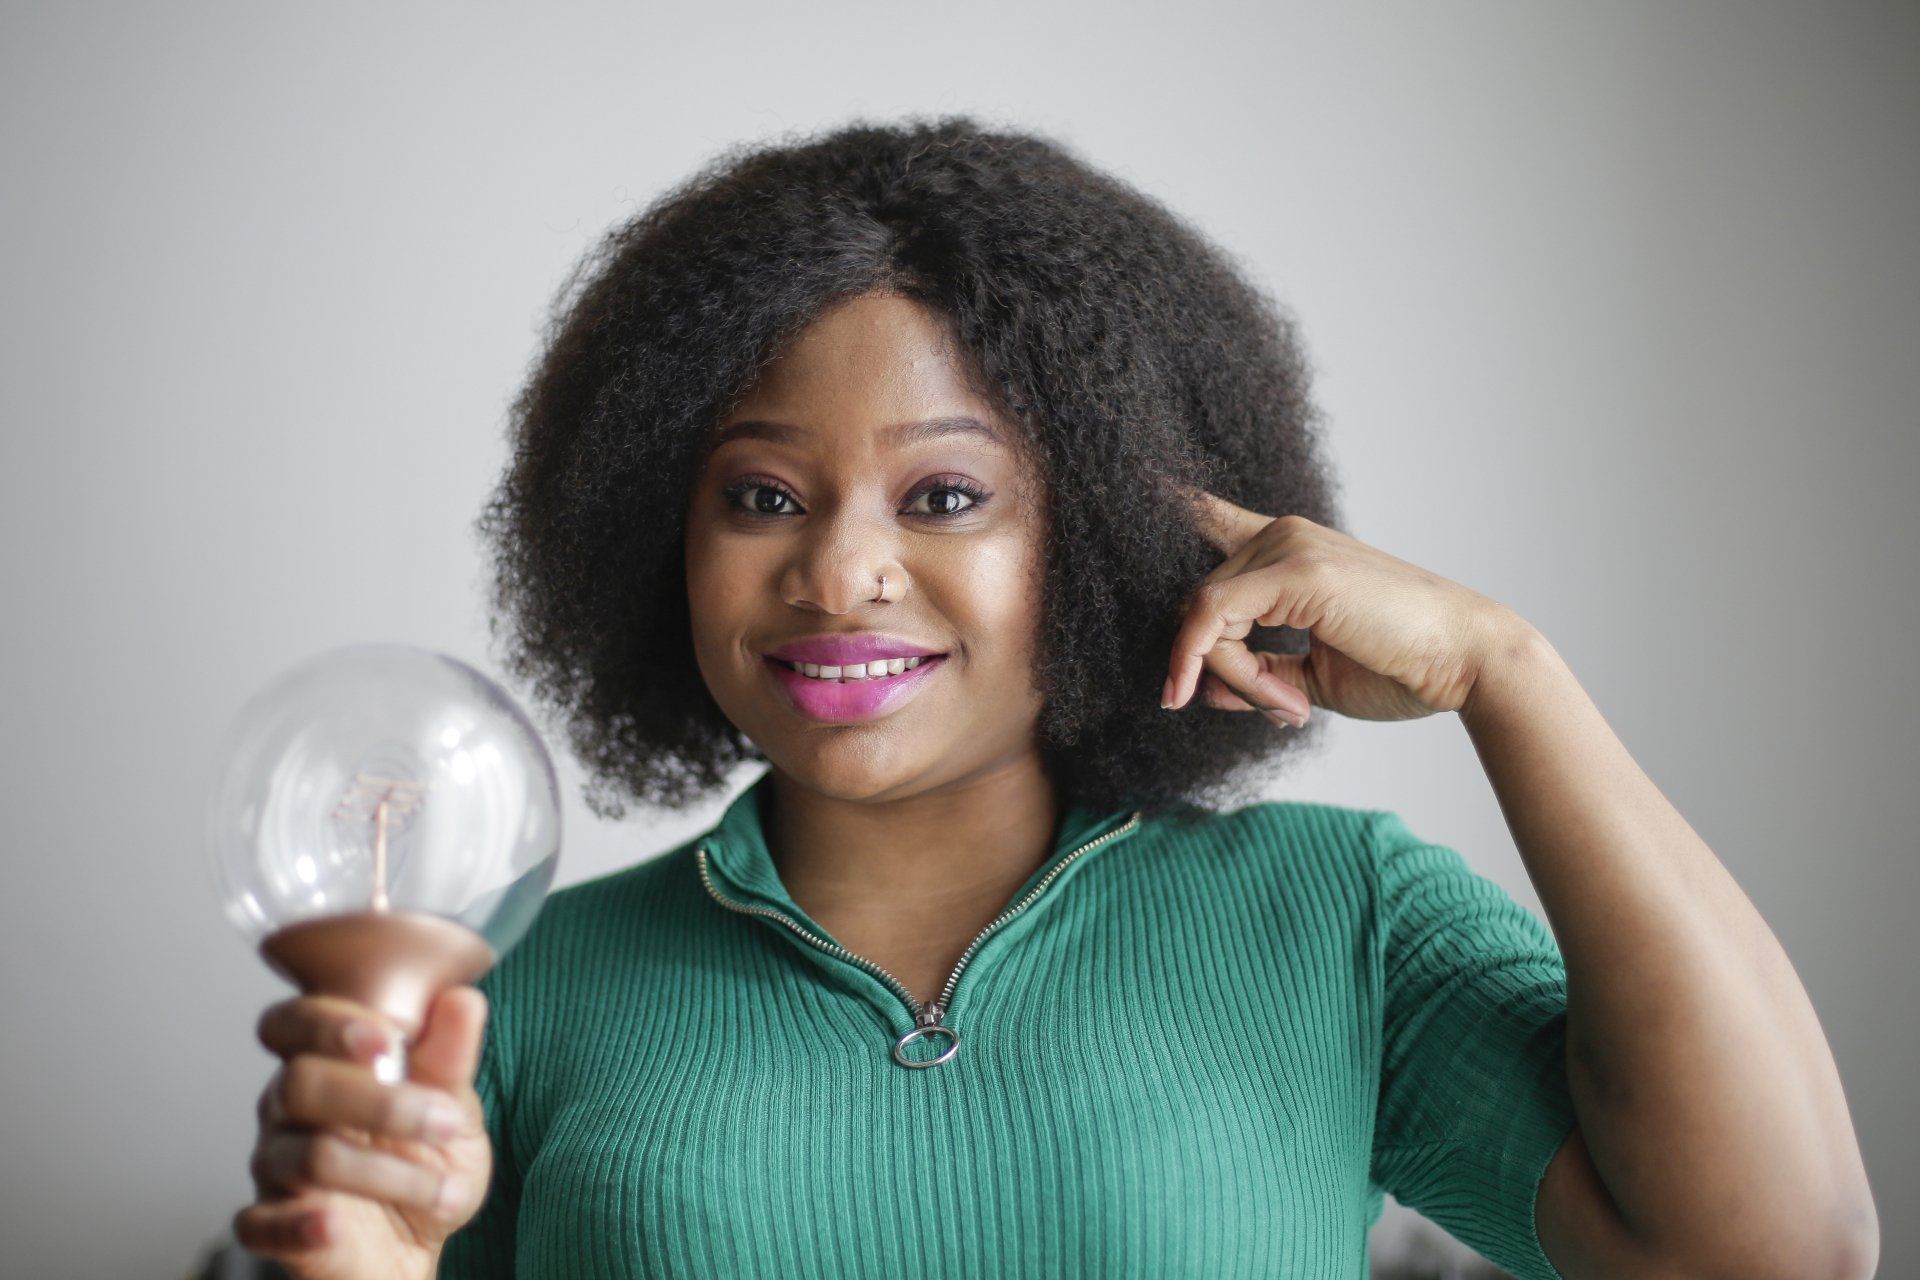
left=781, top=496, right=898, bottom=614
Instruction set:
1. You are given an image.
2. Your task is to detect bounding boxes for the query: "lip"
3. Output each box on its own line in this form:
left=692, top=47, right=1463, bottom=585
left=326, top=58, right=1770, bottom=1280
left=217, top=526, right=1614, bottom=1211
left=764, top=652, right=949, bottom=724
left=763, top=632, right=947, bottom=667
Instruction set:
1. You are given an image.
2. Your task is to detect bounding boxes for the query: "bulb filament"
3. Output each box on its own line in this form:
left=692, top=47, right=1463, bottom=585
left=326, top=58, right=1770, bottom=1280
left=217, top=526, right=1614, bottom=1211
left=331, top=771, right=426, bottom=914
left=372, top=796, right=392, bottom=912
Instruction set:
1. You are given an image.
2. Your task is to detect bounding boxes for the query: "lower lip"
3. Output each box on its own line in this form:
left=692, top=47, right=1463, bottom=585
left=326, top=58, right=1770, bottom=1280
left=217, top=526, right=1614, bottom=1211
left=764, top=654, right=948, bottom=723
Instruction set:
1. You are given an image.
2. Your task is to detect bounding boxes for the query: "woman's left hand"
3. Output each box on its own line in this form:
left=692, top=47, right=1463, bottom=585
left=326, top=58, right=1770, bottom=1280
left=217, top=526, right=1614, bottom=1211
left=1163, top=489, right=1525, bottom=726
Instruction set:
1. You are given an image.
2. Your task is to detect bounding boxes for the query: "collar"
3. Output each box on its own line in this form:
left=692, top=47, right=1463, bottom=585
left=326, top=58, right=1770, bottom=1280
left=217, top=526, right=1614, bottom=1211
left=696, top=769, right=1143, bottom=921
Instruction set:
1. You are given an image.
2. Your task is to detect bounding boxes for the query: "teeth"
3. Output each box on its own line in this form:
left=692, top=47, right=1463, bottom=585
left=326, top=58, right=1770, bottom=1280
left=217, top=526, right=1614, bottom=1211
left=787, top=655, right=932, bottom=681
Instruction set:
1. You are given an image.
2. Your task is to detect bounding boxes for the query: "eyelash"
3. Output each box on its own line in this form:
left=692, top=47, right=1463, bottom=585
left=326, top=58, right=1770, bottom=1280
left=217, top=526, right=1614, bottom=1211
left=720, top=475, right=992, bottom=521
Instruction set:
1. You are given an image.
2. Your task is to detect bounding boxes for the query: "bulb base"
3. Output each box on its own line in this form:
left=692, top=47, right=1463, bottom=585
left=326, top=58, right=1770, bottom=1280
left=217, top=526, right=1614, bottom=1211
left=259, top=910, right=495, bottom=1045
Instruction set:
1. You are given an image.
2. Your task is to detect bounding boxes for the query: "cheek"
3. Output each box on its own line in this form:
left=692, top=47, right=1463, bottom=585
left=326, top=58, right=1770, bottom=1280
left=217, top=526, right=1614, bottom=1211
left=683, top=522, right=755, bottom=651
left=949, top=531, right=1047, bottom=673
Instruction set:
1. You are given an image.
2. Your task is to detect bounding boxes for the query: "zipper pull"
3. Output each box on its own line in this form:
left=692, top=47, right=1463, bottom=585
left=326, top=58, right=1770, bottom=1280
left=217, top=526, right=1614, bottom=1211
left=892, top=999, right=960, bottom=1069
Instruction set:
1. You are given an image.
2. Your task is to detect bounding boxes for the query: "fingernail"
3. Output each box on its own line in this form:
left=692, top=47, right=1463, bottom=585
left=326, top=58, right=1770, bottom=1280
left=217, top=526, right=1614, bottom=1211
left=343, top=1021, right=389, bottom=1061
left=422, top=1097, right=465, bottom=1142
left=1160, top=675, right=1175, bottom=709
left=1262, top=706, right=1308, bottom=730
left=436, top=1174, right=468, bottom=1217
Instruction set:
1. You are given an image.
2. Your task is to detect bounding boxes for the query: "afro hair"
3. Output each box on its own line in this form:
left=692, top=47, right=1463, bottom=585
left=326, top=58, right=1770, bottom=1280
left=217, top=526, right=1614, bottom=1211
left=476, top=113, right=1345, bottom=822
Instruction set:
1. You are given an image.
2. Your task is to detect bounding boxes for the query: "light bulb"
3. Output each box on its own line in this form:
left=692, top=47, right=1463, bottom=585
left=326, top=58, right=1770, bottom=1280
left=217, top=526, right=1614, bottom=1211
left=207, top=643, right=561, bottom=1082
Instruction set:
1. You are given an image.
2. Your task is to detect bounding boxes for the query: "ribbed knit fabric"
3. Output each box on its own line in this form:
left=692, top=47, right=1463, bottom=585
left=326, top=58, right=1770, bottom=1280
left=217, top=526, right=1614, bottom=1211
left=439, top=769, right=1577, bottom=1279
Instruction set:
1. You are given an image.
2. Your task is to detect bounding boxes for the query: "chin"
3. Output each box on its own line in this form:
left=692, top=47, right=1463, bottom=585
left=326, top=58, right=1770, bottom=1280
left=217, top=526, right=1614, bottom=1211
left=760, top=742, right=932, bottom=804
left=779, top=744, right=929, bottom=794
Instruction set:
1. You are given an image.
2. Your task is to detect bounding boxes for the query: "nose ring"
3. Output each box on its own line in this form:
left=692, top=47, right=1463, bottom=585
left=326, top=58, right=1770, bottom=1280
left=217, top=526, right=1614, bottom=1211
left=872, top=574, right=888, bottom=603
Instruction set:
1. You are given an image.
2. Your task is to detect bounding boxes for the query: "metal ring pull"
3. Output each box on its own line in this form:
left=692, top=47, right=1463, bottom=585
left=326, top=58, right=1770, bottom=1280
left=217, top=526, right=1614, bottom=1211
left=892, top=1023, right=960, bottom=1068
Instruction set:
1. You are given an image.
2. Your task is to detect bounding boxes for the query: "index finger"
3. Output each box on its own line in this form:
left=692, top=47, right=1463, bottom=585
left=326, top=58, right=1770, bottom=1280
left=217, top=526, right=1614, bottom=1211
left=1166, top=570, right=1289, bottom=710
left=1178, top=483, right=1275, bottom=557
left=257, top=995, right=397, bottom=1065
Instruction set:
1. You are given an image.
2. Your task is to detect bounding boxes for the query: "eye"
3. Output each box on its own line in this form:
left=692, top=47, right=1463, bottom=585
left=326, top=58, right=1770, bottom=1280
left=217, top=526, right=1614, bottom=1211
left=721, top=478, right=802, bottom=518
left=719, top=475, right=993, bottom=521
left=904, top=478, right=991, bottom=519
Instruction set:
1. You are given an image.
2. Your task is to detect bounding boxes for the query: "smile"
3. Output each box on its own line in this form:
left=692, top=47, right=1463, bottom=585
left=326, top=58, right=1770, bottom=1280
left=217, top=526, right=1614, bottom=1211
left=776, top=655, right=934, bottom=682
left=762, top=653, right=948, bottom=723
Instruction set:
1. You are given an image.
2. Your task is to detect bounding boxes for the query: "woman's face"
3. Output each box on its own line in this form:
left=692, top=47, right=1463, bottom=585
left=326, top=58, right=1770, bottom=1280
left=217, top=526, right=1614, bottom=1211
left=684, top=291, right=1050, bottom=803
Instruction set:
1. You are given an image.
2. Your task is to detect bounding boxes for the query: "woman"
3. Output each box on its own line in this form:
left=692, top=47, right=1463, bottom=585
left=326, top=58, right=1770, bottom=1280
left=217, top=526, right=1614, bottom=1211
left=235, top=117, right=1877, bottom=1279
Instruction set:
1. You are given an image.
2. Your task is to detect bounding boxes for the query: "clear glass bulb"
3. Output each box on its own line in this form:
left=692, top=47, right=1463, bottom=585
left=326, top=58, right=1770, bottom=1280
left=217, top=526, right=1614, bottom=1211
left=206, top=643, right=561, bottom=1080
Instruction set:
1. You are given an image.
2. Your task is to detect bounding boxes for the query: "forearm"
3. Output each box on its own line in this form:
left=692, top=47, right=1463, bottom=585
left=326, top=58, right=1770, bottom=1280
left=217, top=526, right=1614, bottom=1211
left=1458, top=615, right=1876, bottom=1278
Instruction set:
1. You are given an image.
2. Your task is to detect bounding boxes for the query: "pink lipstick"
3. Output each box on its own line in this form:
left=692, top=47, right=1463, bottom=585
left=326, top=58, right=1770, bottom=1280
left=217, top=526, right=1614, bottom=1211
left=761, top=632, right=949, bottom=724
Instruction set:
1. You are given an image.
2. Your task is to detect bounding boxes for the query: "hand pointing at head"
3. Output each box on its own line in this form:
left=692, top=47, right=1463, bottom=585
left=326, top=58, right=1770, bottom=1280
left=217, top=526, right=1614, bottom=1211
left=1164, top=487, right=1529, bottom=726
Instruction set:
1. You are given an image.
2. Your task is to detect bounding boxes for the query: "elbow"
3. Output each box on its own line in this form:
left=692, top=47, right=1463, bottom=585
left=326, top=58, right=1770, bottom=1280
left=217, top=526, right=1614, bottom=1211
left=1822, top=1197, right=1880, bottom=1280
left=1687, top=1200, right=1879, bottom=1280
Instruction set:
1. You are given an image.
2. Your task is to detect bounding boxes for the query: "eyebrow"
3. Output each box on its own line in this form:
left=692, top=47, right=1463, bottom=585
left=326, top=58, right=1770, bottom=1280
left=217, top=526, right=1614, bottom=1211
left=710, top=415, right=1006, bottom=451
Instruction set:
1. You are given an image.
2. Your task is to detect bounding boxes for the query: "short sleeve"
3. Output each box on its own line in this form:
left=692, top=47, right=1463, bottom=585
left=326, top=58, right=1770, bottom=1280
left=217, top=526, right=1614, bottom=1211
left=436, top=971, right=520, bottom=1278
left=1365, top=809, right=1578, bottom=1280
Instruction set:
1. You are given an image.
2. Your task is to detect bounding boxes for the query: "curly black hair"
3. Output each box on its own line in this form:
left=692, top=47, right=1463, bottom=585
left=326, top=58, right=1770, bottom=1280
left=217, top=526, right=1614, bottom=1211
left=475, top=113, right=1345, bottom=823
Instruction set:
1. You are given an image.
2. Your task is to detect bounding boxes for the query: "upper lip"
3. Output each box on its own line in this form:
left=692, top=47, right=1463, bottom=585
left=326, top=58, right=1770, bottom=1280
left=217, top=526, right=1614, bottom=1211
left=763, top=633, right=948, bottom=666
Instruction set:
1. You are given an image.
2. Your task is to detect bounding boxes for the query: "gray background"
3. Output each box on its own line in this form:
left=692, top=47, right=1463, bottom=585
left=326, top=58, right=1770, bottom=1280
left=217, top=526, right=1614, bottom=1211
left=3, top=2, right=1914, bottom=1275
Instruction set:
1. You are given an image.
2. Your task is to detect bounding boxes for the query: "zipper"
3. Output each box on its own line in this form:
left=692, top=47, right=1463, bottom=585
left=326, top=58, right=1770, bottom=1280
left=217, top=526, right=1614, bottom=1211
left=695, top=809, right=1143, bottom=1069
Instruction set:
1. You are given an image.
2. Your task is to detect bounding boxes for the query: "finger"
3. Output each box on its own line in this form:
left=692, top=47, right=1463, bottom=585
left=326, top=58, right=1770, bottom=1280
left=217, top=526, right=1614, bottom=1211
left=253, top=1129, right=463, bottom=1217
left=258, top=995, right=398, bottom=1066
left=267, top=1054, right=475, bottom=1144
left=1166, top=570, right=1302, bottom=710
left=1201, top=653, right=1318, bottom=721
left=1201, top=631, right=1309, bottom=724
left=408, top=986, right=488, bottom=1092
left=1182, top=486, right=1276, bottom=557
left=1205, top=658, right=1309, bottom=729
left=1196, top=670, right=1257, bottom=711
left=232, top=1193, right=330, bottom=1258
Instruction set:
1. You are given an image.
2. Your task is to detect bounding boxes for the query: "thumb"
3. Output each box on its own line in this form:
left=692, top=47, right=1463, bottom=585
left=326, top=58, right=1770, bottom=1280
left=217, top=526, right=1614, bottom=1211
left=408, top=984, right=489, bottom=1093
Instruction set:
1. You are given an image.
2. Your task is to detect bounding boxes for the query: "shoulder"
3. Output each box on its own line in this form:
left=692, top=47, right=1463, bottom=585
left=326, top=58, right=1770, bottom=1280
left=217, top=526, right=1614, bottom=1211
left=538, top=836, right=704, bottom=929
left=1123, top=795, right=1416, bottom=925
left=1136, top=794, right=1402, bottom=878
left=476, top=832, right=707, bottom=1002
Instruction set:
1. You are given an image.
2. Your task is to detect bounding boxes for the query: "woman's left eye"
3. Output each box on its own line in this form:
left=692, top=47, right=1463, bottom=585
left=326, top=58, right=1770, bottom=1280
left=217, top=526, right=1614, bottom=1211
left=904, top=480, right=989, bottom=518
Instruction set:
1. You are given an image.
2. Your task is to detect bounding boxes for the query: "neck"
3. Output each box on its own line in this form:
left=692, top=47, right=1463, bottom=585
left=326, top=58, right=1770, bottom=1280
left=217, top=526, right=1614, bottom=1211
left=763, top=756, right=1065, bottom=927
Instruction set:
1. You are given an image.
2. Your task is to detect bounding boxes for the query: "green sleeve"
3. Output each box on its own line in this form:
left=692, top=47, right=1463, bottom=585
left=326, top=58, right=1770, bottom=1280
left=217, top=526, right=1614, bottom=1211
left=436, top=970, right=519, bottom=1278
left=1365, top=809, right=1579, bottom=1280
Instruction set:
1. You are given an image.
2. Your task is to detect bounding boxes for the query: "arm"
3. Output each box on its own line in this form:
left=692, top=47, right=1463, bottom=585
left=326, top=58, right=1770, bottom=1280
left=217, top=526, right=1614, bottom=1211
left=1459, top=616, right=1878, bottom=1280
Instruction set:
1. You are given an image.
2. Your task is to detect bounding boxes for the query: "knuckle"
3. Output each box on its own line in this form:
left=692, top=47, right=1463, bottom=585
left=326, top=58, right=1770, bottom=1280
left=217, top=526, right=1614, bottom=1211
left=1286, top=547, right=1331, bottom=579
left=255, top=1000, right=294, bottom=1052
left=247, top=1145, right=272, bottom=1192
left=404, top=1162, right=446, bottom=1210
left=375, top=1087, right=415, bottom=1137
left=428, top=1168, right=462, bottom=1215
left=278, top=1056, right=324, bottom=1120
left=303, top=1133, right=348, bottom=1185
left=231, top=1206, right=265, bottom=1249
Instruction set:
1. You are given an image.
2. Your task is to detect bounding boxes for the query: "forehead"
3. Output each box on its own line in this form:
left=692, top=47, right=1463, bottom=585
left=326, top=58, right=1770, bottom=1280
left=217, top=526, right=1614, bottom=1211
left=712, top=415, right=1005, bottom=453
left=715, top=293, right=1012, bottom=450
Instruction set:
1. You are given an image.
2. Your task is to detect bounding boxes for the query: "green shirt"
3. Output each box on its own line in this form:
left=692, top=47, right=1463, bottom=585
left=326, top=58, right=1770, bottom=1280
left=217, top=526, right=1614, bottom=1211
left=441, top=769, right=1577, bottom=1278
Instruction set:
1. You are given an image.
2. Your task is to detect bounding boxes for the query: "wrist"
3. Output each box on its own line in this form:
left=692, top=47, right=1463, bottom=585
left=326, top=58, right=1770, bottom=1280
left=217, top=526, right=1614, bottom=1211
left=1459, top=608, right=1563, bottom=729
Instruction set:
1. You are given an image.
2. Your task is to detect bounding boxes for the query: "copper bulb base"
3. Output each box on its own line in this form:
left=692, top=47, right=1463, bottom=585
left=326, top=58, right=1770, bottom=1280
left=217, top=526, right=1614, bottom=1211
left=259, top=910, right=495, bottom=1058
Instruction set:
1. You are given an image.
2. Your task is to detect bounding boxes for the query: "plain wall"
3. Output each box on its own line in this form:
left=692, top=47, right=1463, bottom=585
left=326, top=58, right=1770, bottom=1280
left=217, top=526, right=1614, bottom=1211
left=2, top=2, right=1914, bottom=1274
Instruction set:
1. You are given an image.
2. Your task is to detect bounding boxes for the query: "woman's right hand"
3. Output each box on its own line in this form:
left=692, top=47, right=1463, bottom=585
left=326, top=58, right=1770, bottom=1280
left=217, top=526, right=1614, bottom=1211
left=234, top=985, right=494, bottom=1280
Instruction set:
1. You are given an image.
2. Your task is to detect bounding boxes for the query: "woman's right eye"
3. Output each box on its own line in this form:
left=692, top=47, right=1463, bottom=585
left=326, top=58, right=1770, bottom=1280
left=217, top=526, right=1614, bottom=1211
left=722, top=480, right=801, bottom=517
